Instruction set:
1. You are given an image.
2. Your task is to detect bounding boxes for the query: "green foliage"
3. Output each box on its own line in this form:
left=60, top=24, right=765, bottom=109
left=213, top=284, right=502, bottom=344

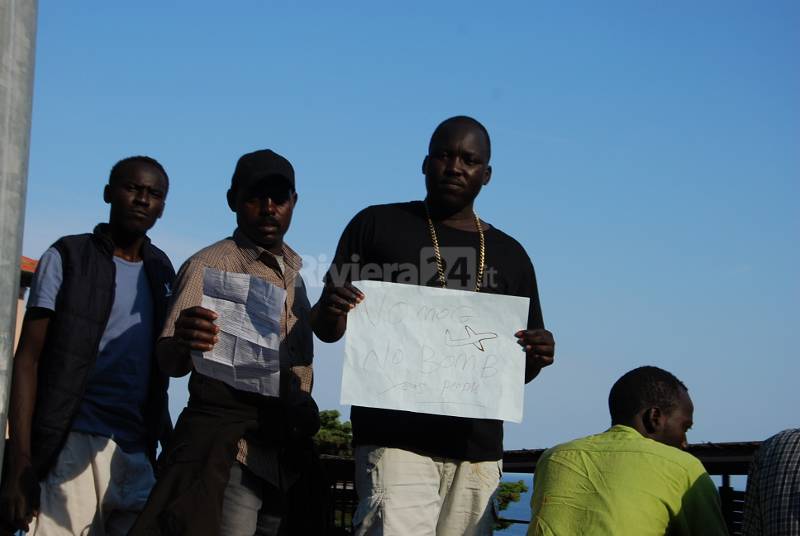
left=494, top=479, right=529, bottom=531
left=314, top=409, right=353, bottom=456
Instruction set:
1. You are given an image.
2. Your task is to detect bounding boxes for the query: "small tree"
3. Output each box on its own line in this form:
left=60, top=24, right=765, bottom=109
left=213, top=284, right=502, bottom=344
left=314, top=409, right=353, bottom=456
left=494, top=479, right=529, bottom=531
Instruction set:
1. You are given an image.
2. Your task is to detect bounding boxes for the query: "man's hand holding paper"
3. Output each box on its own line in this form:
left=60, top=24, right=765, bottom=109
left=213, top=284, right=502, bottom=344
left=183, top=267, right=286, bottom=397
left=173, top=306, right=219, bottom=353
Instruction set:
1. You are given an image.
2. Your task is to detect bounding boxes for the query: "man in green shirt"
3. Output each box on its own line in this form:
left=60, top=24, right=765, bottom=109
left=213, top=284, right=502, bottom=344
left=528, top=366, right=728, bottom=536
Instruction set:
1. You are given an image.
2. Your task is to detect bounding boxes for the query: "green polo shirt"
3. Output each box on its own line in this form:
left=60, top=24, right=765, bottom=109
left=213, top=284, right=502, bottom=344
left=528, top=425, right=729, bottom=536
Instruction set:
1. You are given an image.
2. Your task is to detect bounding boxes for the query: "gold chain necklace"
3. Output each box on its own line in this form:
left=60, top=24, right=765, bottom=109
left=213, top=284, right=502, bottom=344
left=424, top=201, right=485, bottom=292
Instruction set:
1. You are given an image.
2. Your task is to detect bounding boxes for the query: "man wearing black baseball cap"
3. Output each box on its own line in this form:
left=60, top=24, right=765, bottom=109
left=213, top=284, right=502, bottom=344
left=131, top=150, right=321, bottom=536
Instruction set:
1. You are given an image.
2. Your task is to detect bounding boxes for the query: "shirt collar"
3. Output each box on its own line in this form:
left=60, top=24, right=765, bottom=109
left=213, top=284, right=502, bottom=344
left=232, top=228, right=303, bottom=272
left=92, top=223, right=152, bottom=257
left=607, top=424, right=643, bottom=437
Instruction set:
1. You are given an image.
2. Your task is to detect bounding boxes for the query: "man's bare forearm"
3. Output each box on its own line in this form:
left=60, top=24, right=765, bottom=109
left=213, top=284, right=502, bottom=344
left=310, top=303, right=347, bottom=343
left=525, top=361, right=543, bottom=384
left=8, top=359, right=37, bottom=461
left=156, top=338, right=193, bottom=377
left=8, top=312, right=51, bottom=462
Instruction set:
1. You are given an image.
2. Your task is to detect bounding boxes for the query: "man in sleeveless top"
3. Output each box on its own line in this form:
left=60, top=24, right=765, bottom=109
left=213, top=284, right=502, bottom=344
left=0, top=156, right=175, bottom=535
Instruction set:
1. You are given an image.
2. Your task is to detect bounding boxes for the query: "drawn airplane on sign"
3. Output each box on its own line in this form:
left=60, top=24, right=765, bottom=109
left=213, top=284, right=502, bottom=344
left=445, top=325, right=498, bottom=352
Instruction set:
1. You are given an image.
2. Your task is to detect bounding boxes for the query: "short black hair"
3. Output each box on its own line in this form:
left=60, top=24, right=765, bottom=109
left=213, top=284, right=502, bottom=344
left=608, top=366, right=688, bottom=424
left=109, top=156, right=169, bottom=192
left=429, top=115, right=491, bottom=161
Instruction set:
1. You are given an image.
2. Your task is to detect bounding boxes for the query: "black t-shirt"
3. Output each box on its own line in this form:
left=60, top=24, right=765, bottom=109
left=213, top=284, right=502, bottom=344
left=327, top=201, right=544, bottom=461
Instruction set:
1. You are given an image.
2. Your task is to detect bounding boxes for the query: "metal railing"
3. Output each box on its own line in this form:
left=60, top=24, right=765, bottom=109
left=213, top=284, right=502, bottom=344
left=321, top=441, right=761, bottom=535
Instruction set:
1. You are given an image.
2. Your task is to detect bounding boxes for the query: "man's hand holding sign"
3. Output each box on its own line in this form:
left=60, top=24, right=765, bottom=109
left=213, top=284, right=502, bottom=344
left=309, top=117, right=556, bottom=535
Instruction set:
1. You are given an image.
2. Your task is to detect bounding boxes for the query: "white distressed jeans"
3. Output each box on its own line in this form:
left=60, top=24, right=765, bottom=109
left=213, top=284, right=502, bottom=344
left=30, top=431, right=155, bottom=536
left=353, top=445, right=501, bottom=536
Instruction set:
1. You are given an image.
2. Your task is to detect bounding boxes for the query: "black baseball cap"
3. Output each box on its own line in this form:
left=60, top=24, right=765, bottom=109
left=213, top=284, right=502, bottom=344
left=230, top=149, right=295, bottom=193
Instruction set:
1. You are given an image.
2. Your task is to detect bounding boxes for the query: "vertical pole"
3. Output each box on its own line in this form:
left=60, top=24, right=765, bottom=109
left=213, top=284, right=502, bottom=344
left=0, top=0, right=38, bottom=477
left=720, top=473, right=734, bottom=534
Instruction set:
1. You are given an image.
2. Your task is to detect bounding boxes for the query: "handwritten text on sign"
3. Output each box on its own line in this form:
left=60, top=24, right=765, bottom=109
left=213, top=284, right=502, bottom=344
left=341, top=280, right=529, bottom=422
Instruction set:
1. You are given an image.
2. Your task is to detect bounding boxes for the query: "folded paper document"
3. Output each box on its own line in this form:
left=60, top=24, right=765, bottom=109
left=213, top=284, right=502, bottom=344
left=192, top=267, right=286, bottom=396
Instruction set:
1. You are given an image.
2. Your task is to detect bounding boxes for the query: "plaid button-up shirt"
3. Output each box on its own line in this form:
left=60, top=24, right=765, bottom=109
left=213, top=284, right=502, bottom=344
left=161, top=228, right=314, bottom=479
left=743, top=428, right=800, bottom=536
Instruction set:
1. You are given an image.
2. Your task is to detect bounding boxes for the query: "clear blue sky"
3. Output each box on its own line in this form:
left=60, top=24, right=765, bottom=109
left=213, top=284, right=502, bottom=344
left=22, top=1, right=798, bottom=450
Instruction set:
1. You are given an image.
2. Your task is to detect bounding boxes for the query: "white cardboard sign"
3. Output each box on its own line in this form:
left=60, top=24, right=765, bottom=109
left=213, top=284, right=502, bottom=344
left=341, top=280, right=529, bottom=422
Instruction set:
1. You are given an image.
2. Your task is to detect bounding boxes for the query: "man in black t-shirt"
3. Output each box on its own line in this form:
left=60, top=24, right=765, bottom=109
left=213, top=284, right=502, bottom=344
left=311, top=116, right=556, bottom=535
